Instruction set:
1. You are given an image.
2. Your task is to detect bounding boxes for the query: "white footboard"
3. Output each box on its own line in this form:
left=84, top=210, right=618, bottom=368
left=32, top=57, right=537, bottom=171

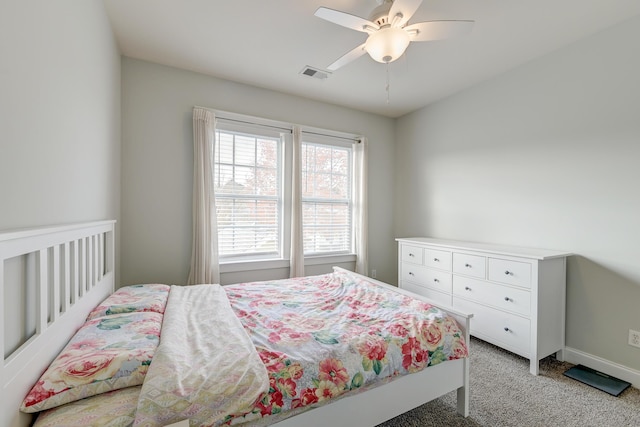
left=0, top=221, right=116, bottom=427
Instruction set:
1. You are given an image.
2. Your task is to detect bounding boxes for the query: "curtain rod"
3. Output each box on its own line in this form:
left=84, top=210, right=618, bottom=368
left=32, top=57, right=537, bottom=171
left=194, top=105, right=360, bottom=143
left=195, top=105, right=292, bottom=133
left=302, top=130, right=361, bottom=144
left=217, top=116, right=292, bottom=133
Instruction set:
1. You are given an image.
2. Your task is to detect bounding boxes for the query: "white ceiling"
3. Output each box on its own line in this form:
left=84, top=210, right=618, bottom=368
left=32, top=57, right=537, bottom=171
left=103, top=0, right=640, bottom=118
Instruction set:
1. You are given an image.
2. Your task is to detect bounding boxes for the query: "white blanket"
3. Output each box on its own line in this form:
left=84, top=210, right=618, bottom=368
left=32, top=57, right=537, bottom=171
left=134, top=285, right=269, bottom=427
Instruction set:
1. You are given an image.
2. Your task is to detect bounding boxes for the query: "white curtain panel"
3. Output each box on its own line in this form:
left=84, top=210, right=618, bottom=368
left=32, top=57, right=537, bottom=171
left=354, top=137, right=369, bottom=276
left=187, top=108, right=220, bottom=285
left=289, top=125, right=305, bottom=278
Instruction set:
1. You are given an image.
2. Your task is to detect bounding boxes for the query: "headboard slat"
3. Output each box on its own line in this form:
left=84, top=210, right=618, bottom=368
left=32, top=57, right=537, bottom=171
left=79, top=237, right=86, bottom=297
left=63, top=242, right=71, bottom=313
left=36, top=249, right=48, bottom=334
left=51, top=244, right=61, bottom=323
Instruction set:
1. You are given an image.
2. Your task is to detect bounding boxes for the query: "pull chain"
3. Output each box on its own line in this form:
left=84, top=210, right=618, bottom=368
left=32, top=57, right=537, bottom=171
left=385, top=62, right=390, bottom=104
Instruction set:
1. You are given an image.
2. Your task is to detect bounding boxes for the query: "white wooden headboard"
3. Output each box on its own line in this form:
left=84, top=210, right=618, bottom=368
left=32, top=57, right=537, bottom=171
left=0, top=221, right=116, bottom=427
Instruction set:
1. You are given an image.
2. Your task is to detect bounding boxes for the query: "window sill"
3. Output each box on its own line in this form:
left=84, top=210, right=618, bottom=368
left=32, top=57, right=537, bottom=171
left=219, top=254, right=357, bottom=274
left=304, top=253, right=356, bottom=266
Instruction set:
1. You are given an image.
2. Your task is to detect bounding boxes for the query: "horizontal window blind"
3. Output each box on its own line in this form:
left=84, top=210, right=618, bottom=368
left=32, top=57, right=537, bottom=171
left=214, top=127, right=282, bottom=259
left=301, top=141, right=352, bottom=255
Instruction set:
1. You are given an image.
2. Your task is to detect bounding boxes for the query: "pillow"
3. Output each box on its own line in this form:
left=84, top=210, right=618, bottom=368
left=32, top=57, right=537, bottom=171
left=86, top=284, right=170, bottom=320
left=21, top=311, right=162, bottom=413
left=33, top=386, right=140, bottom=427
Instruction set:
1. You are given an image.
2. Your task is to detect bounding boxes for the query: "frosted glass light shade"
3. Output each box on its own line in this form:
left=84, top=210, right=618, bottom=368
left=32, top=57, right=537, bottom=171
left=364, top=27, right=411, bottom=63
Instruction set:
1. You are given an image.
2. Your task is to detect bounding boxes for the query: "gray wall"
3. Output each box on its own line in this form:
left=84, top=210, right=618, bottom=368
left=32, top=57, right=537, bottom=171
left=1, top=0, right=121, bottom=354
left=395, top=15, right=640, bottom=372
left=0, top=1, right=120, bottom=242
left=120, top=58, right=396, bottom=286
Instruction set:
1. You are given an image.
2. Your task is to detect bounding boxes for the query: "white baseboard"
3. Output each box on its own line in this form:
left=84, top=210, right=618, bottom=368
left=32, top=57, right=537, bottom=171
left=564, top=346, right=640, bottom=389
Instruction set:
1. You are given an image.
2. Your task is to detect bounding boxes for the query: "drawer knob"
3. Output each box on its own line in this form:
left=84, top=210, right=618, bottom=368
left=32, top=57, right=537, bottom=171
left=465, top=263, right=472, bottom=268
left=504, top=296, right=511, bottom=302
left=409, top=272, right=415, bottom=276
left=409, top=253, right=415, bottom=257
left=464, top=286, right=471, bottom=291
left=434, top=258, right=439, bottom=262
left=504, top=270, right=511, bottom=275
left=504, top=327, right=510, bottom=332
left=434, top=278, right=440, bottom=283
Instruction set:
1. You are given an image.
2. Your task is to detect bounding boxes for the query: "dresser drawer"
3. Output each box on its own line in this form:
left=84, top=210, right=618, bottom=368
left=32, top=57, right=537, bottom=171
left=453, top=297, right=530, bottom=355
left=453, top=276, right=531, bottom=317
left=402, top=264, right=452, bottom=294
left=488, top=258, right=532, bottom=288
left=401, top=282, right=452, bottom=306
left=424, top=248, right=452, bottom=271
left=401, top=245, right=424, bottom=265
left=453, top=253, right=486, bottom=278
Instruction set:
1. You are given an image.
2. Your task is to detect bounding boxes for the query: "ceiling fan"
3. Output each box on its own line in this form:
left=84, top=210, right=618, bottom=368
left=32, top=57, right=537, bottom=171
left=315, top=0, right=474, bottom=71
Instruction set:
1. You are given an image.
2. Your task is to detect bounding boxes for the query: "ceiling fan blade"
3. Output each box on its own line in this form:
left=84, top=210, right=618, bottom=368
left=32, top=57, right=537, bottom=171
left=405, top=20, right=474, bottom=41
left=327, top=43, right=367, bottom=71
left=315, top=7, right=379, bottom=33
left=388, top=0, right=423, bottom=27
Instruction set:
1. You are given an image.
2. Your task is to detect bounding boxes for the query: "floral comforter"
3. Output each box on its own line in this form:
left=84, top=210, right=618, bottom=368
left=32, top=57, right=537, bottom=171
left=31, top=271, right=468, bottom=427
left=222, top=270, right=468, bottom=425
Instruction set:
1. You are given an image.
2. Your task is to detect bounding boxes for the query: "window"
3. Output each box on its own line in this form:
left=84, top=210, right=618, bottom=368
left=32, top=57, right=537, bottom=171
left=301, top=140, right=352, bottom=255
left=214, top=124, right=283, bottom=260
left=211, top=114, right=360, bottom=268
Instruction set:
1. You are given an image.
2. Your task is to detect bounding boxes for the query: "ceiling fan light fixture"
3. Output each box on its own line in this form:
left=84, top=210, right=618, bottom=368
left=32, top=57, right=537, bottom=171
left=315, top=0, right=474, bottom=71
left=364, top=27, right=410, bottom=63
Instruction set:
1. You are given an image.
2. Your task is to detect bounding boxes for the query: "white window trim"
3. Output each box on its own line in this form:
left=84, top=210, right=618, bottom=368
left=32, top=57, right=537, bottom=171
left=214, top=120, right=289, bottom=262
left=207, top=108, right=362, bottom=269
left=220, top=254, right=357, bottom=274
left=300, top=137, right=354, bottom=256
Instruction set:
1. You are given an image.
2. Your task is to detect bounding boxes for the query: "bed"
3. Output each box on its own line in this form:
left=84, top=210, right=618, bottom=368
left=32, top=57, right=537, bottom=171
left=1, top=221, right=472, bottom=427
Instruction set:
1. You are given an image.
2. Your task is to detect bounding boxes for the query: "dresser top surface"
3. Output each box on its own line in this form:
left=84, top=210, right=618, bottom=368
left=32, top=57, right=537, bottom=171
left=396, top=237, right=572, bottom=260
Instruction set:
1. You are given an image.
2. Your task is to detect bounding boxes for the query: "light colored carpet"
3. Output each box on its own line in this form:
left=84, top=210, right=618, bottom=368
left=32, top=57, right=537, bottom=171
left=377, top=338, right=640, bottom=427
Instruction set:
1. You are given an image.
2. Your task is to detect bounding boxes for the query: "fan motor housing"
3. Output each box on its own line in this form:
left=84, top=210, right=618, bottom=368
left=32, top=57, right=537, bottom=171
left=369, top=1, right=393, bottom=27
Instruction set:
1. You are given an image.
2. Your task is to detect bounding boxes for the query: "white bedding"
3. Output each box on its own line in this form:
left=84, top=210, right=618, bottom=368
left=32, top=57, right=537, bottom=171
left=133, top=285, right=269, bottom=426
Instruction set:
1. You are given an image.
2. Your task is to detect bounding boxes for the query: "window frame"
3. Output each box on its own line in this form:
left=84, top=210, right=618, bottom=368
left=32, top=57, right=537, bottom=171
left=212, top=112, right=358, bottom=274
left=300, top=132, right=354, bottom=257
left=213, top=119, right=291, bottom=264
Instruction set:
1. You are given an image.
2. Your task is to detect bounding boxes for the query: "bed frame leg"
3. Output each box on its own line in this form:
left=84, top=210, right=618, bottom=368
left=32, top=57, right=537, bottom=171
left=456, top=385, right=469, bottom=417
left=456, top=356, right=470, bottom=417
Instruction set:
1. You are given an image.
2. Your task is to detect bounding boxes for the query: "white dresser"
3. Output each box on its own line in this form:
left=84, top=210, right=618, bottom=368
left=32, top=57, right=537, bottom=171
left=397, top=237, right=571, bottom=375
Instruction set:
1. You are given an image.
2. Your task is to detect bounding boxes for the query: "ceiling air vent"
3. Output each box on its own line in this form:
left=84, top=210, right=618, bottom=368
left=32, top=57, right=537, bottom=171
left=300, top=66, right=331, bottom=80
